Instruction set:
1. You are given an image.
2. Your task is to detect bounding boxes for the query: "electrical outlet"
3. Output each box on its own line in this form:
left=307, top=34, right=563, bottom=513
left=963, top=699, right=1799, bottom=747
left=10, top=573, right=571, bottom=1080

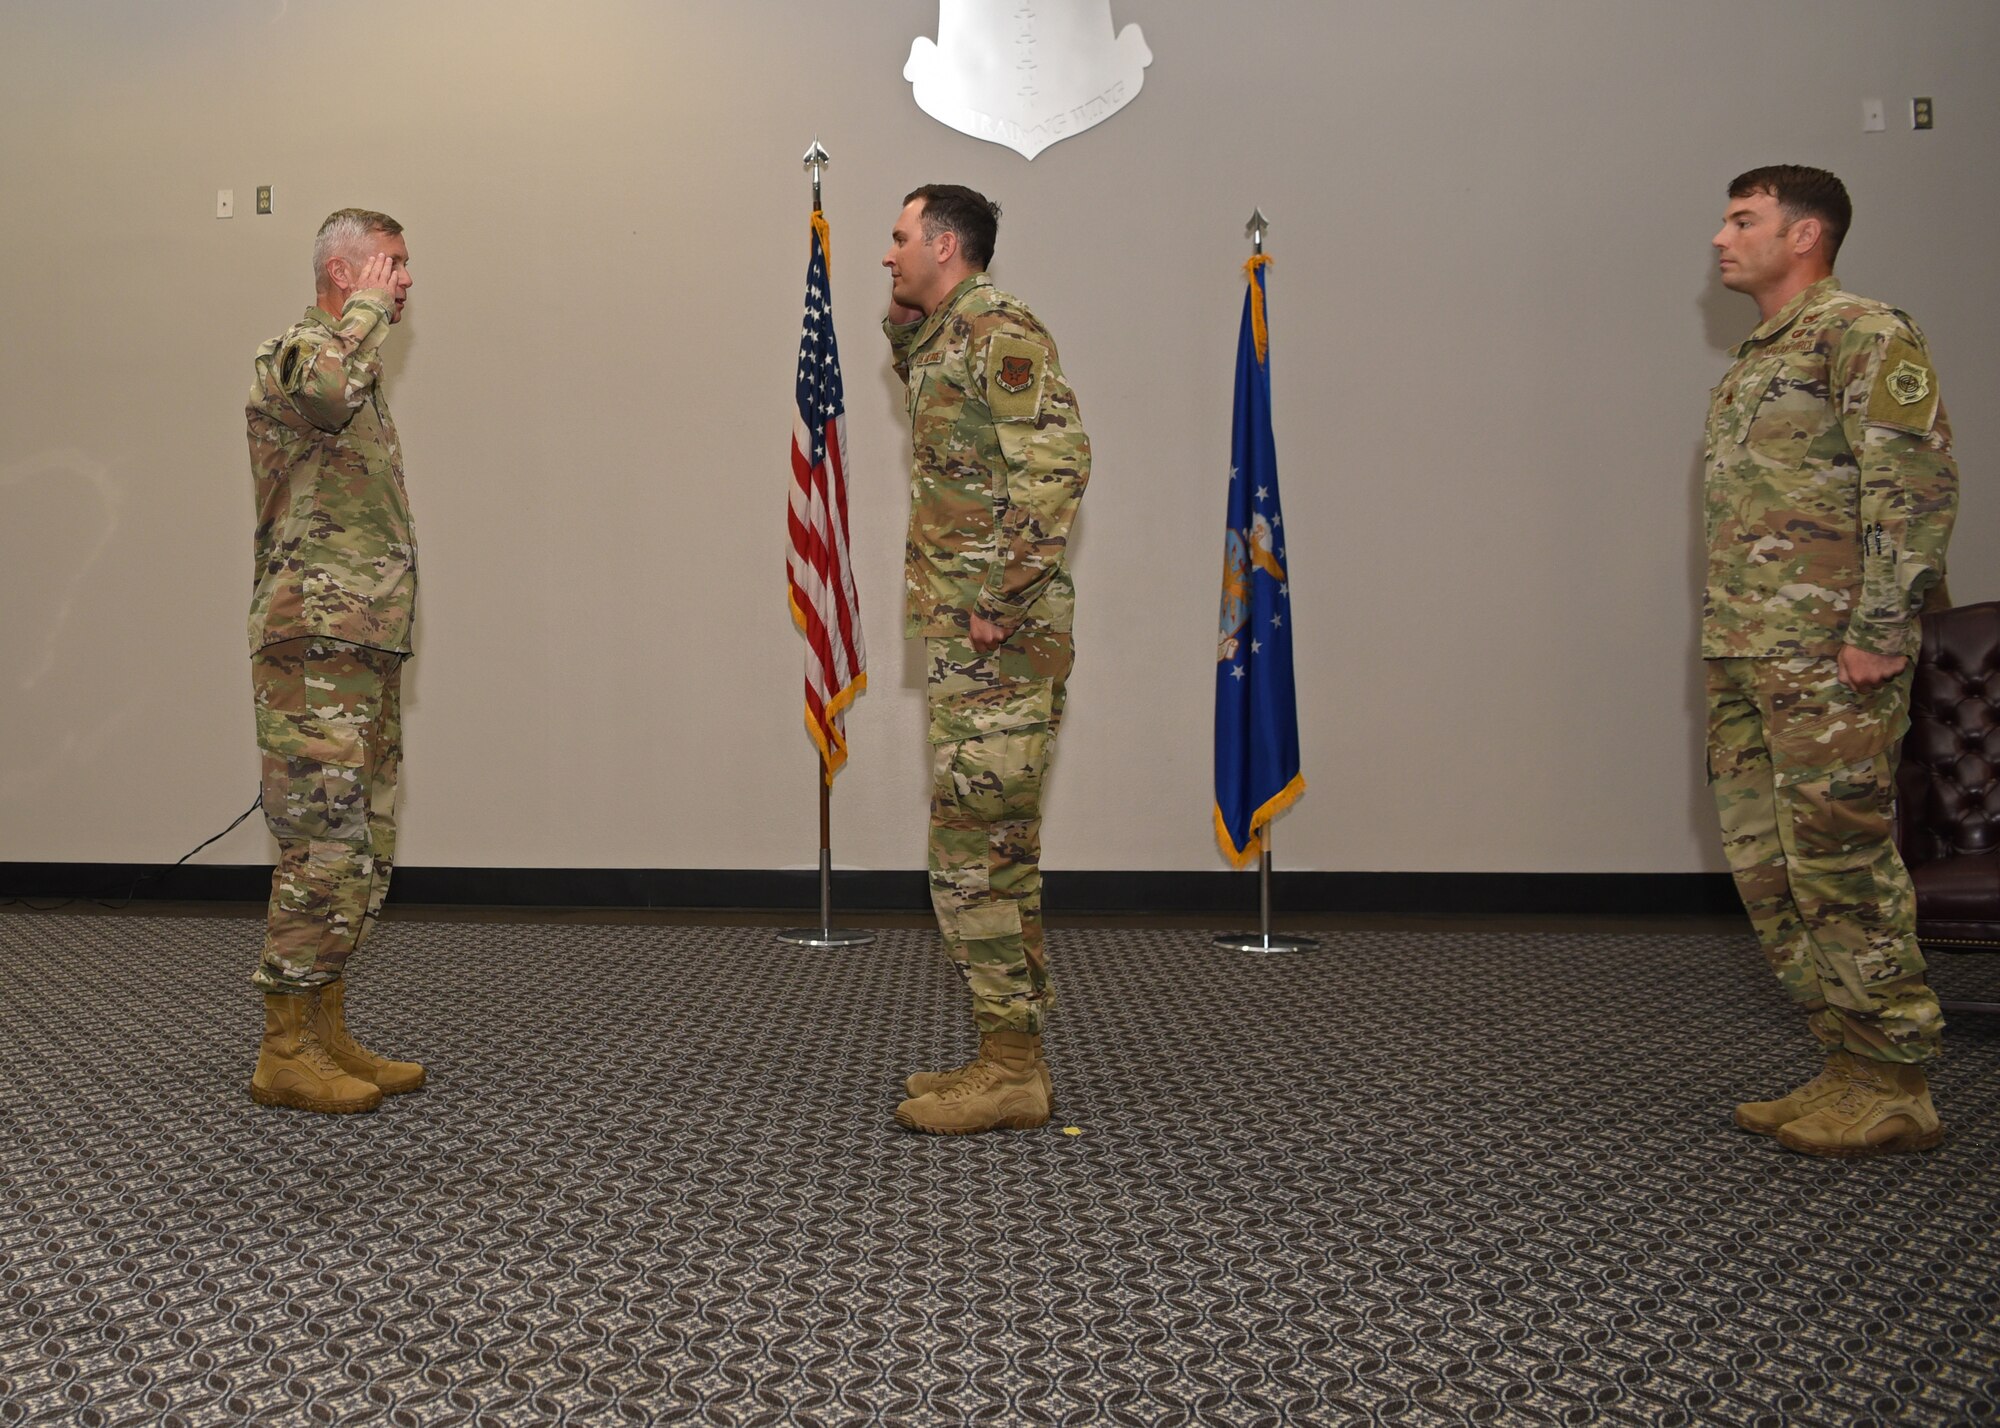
left=1912, top=97, right=1934, bottom=130
left=216, top=188, right=234, bottom=219
left=255, top=185, right=272, bottom=215
left=1862, top=99, right=1885, bottom=132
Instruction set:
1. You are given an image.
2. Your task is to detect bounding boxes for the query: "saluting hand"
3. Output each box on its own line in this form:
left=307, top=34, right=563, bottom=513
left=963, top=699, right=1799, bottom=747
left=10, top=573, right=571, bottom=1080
left=887, top=299, right=925, bottom=325
left=352, top=252, right=399, bottom=306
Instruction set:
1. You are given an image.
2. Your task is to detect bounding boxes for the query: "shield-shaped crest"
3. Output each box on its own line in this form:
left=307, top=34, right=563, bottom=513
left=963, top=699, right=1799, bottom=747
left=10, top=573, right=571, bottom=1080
left=998, top=356, right=1035, bottom=393
left=1885, top=359, right=1931, bottom=407
left=905, top=0, right=1153, bottom=161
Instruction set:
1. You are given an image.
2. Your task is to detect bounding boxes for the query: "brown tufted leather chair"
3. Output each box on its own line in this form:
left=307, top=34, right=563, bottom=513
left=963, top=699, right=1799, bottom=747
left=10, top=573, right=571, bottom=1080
left=1894, top=601, right=2000, bottom=1013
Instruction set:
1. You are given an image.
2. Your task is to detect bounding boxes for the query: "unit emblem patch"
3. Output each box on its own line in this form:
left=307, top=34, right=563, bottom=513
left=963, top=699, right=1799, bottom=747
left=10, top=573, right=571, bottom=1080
left=998, top=356, right=1035, bottom=393
left=1885, top=359, right=1931, bottom=407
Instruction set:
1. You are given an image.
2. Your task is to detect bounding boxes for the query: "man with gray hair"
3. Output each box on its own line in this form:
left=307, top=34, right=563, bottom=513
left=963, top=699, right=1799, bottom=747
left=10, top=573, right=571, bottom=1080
left=243, top=207, right=422, bottom=1113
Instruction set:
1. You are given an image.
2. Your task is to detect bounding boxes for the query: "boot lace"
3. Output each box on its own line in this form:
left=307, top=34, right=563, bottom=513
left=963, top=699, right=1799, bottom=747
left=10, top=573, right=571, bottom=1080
left=937, top=1061, right=1003, bottom=1103
left=1824, top=1066, right=1893, bottom=1119
left=296, top=1031, right=349, bottom=1080
left=316, top=994, right=383, bottom=1063
left=926, top=1054, right=981, bottom=1090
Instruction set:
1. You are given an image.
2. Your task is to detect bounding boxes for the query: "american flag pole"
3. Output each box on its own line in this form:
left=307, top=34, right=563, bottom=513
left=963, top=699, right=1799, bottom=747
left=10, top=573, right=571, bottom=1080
left=779, top=140, right=874, bottom=950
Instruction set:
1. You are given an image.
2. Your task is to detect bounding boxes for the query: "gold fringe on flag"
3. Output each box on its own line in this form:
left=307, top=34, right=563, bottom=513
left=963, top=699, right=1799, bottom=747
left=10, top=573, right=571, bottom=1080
left=1212, top=772, right=1306, bottom=868
left=1243, top=253, right=1273, bottom=364
left=788, top=591, right=868, bottom=785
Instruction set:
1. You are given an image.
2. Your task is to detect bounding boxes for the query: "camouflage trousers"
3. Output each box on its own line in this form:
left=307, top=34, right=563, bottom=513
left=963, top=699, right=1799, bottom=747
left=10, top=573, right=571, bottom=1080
left=1705, top=656, right=1943, bottom=1064
left=925, top=630, right=1073, bottom=1035
left=251, top=637, right=405, bottom=994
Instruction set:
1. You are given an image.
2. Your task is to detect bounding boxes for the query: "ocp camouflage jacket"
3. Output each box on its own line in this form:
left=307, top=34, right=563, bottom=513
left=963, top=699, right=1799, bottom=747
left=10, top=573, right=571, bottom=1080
left=246, top=296, right=416, bottom=655
left=1703, top=276, right=1956, bottom=660
left=886, top=273, right=1091, bottom=639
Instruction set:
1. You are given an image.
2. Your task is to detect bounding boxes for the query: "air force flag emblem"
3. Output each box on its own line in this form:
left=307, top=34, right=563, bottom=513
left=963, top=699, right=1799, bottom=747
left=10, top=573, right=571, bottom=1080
left=905, top=0, right=1153, bottom=161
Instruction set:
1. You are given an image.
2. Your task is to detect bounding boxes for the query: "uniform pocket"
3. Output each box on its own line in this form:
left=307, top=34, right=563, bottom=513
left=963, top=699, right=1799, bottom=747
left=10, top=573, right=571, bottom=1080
left=934, top=725, right=1053, bottom=825
left=959, top=902, right=1024, bottom=940
left=1742, top=357, right=1836, bottom=466
left=251, top=640, right=381, bottom=768
left=928, top=677, right=1055, bottom=745
left=1711, top=357, right=1781, bottom=450
left=1783, top=751, right=1899, bottom=869
left=1769, top=680, right=1907, bottom=786
left=254, top=703, right=367, bottom=768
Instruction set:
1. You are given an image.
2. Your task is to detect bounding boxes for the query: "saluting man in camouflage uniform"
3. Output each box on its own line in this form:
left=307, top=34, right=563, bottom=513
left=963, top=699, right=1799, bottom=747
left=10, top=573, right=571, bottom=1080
left=1704, top=166, right=1958, bottom=1156
left=243, top=208, right=425, bottom=1114
left=882, top=185, right=1091, bottom=1134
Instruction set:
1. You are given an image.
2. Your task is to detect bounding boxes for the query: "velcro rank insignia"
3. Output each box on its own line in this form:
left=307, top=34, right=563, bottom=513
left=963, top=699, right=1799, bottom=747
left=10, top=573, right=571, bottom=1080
left=1866, top=337, right=1939, bottom=434
left=985, top=334, right=1046, bottom=421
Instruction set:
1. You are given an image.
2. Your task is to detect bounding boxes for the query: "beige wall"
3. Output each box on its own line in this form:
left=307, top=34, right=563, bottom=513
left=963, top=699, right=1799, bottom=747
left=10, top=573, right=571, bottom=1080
left=3, top=0, right=1995, bottom=875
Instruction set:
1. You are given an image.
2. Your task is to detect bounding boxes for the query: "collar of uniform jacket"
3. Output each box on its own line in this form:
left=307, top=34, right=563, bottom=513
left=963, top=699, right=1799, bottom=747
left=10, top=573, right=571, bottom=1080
left=911, top=272, right=992, bottom=348
left=1733, top=274, right=1841, bottom=357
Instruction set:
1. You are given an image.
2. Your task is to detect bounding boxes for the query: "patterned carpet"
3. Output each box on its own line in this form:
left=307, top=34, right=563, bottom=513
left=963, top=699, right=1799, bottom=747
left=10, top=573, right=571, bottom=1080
left=1, top=913, right=1996, bottom=1427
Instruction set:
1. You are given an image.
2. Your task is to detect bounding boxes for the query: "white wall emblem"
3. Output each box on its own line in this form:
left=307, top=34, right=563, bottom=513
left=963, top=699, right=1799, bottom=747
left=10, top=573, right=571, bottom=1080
left=905, top=1, right=1153, bottom=161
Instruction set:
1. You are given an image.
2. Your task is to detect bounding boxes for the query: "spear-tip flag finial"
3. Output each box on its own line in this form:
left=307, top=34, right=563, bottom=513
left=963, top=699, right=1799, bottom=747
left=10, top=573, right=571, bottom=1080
left=1245, top=207, right=1270, bottom=255
left=800, top=138, right=832, bottom=211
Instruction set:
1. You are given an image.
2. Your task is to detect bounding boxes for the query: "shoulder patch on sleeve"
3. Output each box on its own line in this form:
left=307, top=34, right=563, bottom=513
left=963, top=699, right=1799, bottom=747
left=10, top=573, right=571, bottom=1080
left=1866, top=336, right=1939, bottom=434
left=985, top=333, right=1047, bottom=422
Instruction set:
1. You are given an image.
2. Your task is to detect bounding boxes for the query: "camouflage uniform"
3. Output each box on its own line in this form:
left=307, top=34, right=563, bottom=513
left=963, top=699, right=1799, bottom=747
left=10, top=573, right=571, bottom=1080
left=1703, top=276, right=1956, bottom=1064
left=887, top=273, right=1091, bottom=1034
left=246, top=295, right=415, bottom=993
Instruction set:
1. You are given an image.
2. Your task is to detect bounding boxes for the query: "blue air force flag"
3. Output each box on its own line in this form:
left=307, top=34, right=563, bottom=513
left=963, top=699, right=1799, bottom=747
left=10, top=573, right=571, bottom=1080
left=1214, top=255, right=1304, bottom=866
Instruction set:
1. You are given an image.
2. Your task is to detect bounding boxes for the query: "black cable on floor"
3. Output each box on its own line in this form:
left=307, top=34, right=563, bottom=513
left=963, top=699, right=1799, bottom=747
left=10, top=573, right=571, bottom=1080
left=0, top=791, right=262, bottom=911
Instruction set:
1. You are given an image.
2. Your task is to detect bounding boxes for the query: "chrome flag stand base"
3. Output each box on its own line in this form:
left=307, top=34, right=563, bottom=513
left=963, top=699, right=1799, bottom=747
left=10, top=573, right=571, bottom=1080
left=779, top=930, right=877, bottom=948
left=1213, top=930, right=1320, bottom=954
left=1213, top=839, right=1319, bottom=954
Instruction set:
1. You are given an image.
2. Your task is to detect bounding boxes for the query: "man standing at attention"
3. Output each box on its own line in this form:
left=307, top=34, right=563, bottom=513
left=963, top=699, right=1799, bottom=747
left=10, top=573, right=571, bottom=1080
left=1705, top=166, right=1957, bottom=1156
left=244, top=208, right=425, bottom=1114
left=882, top=185, right=1091, bottom=1135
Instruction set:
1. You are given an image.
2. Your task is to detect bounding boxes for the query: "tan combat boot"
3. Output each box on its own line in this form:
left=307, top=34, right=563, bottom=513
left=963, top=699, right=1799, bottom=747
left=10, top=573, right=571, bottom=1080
left=1776, top=1057, right=1944, bottom=1157
left=250, top=991, right=383, bottom=1114
left=311, top=979, right=426, bottom=1095
left=895, top=1029, right=1051, bottom=1135
left=1733, top=1050, right=1857, bottom=1136
left=905, top=1044, right=1053, bottom=1110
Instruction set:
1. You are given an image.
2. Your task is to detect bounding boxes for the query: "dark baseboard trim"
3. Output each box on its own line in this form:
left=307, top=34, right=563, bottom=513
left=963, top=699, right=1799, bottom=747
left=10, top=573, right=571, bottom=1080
left=2, top=863, right=1742, bottom=917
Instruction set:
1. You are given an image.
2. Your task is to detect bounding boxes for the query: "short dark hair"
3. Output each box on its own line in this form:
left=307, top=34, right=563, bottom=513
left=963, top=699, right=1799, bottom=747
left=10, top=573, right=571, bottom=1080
left=904, top=184, right=1001, bottom=270
left=1728, top=165, right=1851, bottom=262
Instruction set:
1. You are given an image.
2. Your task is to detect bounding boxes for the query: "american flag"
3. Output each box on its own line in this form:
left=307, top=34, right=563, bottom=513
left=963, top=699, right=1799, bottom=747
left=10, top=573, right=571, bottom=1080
left=787, top=213, right=867, bottom=780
